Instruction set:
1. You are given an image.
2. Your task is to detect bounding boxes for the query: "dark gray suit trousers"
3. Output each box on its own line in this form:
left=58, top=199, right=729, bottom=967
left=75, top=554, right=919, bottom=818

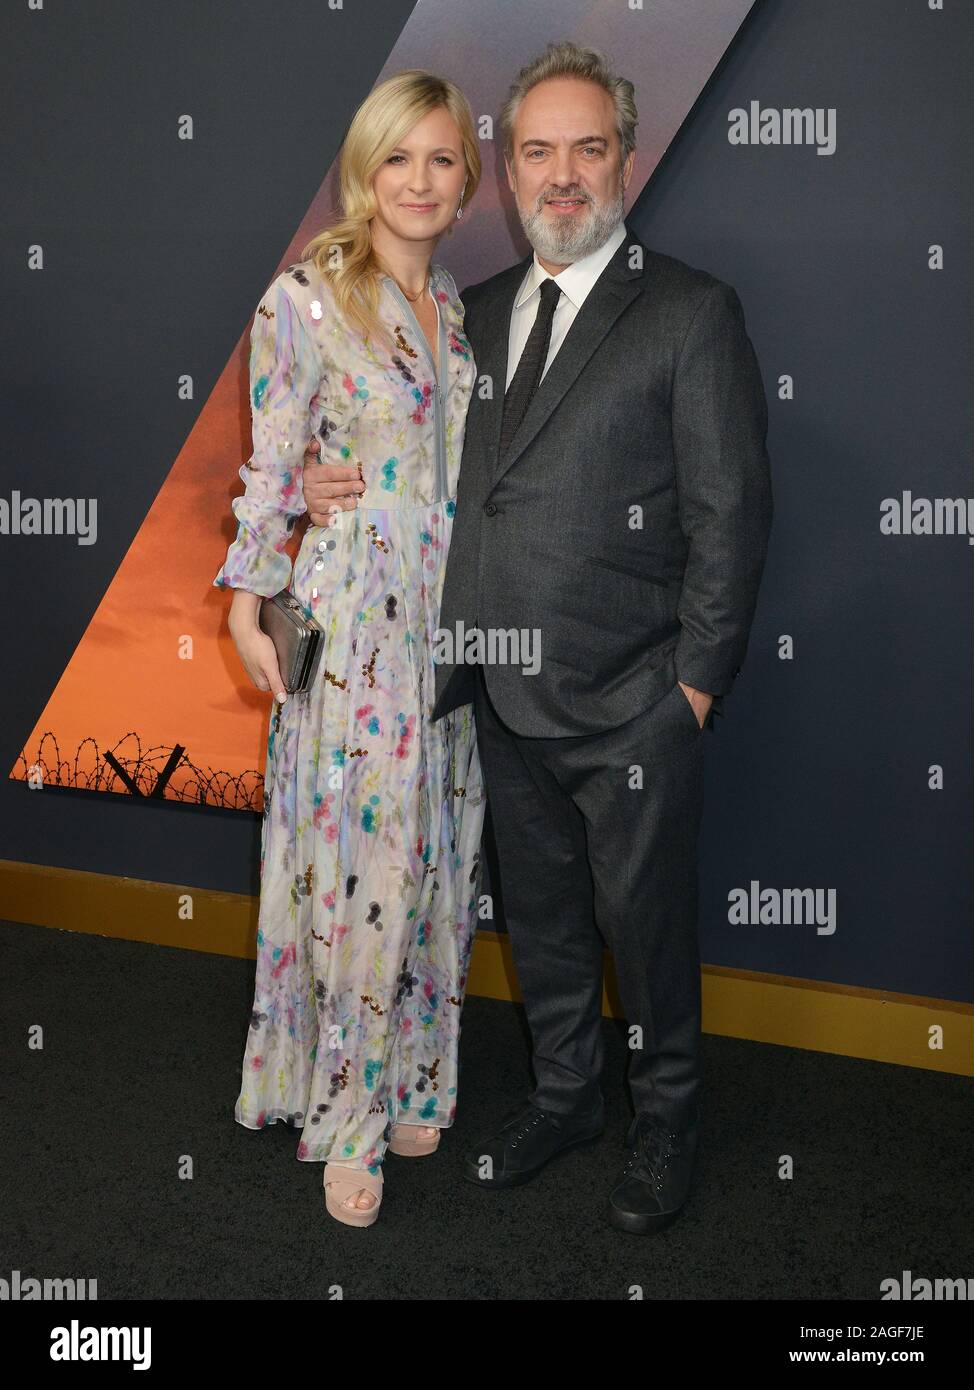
left=473, top=661, right=705, bottom=1132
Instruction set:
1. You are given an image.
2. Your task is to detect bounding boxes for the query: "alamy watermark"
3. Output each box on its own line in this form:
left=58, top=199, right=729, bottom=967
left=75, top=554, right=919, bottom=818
left=432, top=621, right=541, bottom=676
left=728, top=101, right=836, bottom=156
left=880, top=1269, right=973, bottom=1300
left=880, top=492, right=974, bottom=545
left=1, top=1268, right=97, bottom=1299
left=728, top=880, right=836, bottom=936
left=0, top=492, right=97, bottom=545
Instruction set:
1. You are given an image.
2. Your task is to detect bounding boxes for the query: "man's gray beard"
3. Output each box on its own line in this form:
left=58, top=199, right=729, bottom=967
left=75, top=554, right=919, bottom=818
left=516, top=184, right=626, bottom=265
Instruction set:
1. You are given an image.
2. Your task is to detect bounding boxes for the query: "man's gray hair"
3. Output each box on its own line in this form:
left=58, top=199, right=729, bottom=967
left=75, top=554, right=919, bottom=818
left=498, top=40, right=638, bottom=165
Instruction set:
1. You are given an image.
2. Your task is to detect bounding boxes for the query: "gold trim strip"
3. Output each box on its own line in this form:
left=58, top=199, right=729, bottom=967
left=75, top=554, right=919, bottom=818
left=1, top=860, right=970, bottom=1077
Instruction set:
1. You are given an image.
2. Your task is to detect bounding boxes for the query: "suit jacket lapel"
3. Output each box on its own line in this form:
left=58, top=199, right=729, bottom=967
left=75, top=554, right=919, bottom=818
left=477, top=224, right=646, bottom=488
left=470, top=253, right=532, bottom=475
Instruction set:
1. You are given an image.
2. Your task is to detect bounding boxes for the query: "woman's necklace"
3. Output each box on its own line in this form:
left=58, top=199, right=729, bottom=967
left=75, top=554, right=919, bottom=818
left=392, top=275, right=429, bottom=303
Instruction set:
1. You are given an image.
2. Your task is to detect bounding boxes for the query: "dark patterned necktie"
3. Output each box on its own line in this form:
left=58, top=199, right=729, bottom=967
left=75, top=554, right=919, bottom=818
left=499, top=276, right=562, bottom=456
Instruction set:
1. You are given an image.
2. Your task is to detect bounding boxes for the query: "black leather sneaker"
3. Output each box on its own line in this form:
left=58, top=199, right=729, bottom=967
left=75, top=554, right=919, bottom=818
left=463, top=1101, right=604, bottom=1190
left=605, top=1112, right=699, bottom=1234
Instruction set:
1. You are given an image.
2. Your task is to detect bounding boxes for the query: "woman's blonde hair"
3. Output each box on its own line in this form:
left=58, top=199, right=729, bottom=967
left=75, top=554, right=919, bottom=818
left=300, top=70, right=481, bottom=351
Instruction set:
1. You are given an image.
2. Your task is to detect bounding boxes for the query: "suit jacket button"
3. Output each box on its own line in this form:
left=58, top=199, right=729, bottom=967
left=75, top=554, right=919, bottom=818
left=484, top=501, right=497, bottom=516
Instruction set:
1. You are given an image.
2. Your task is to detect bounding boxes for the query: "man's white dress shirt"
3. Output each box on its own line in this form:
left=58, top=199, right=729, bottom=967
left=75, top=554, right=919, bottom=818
left=504, top=219, right=628, bottom=391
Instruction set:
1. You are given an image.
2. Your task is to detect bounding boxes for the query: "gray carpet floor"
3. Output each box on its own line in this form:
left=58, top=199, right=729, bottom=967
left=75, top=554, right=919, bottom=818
left=1, top=919, right=971, bottom=1301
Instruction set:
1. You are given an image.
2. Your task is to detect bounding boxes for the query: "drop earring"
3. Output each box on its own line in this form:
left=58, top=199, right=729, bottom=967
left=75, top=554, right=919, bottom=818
left=456, top=179, right=467, bottom=219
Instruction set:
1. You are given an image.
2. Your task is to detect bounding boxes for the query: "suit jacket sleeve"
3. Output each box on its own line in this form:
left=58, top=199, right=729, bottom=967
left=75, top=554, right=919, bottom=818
left=670, top=279, right=773, bottom=711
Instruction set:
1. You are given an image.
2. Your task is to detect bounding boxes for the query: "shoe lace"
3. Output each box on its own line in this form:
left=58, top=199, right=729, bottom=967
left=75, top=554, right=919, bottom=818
left=622, top=1116, right=681, bottom=1190
left=504, top=1105, right=549, bottom=1149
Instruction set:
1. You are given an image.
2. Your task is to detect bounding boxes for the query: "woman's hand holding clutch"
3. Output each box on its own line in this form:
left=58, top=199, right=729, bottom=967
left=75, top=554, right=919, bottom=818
left=228, top=590, right=289, bottom=704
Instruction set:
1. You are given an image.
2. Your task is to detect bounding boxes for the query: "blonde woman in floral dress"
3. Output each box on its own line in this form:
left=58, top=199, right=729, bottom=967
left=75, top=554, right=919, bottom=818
left=213, top=73, right=485, bottom=1227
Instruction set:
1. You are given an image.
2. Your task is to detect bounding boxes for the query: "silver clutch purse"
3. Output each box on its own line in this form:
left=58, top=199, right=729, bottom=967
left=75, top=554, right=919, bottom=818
left=258, top=590, right=325, bottom=694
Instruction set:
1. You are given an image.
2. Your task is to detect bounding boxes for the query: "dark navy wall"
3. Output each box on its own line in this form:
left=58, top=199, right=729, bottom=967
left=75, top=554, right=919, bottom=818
left=628, top=0, right=972, bottom=1000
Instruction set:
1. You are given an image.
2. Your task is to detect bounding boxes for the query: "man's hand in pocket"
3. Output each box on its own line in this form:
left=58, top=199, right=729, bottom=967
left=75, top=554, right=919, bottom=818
left=677, top=680, right=714, bottom=730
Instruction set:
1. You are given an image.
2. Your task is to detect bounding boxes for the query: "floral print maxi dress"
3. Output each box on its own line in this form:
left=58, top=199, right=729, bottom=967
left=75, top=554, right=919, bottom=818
left=213, top=257, right=485, bottom=1173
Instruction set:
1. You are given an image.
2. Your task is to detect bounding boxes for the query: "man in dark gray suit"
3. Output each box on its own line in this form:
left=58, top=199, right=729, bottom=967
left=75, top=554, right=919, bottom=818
left=303, top=42, right=772, bottom=1233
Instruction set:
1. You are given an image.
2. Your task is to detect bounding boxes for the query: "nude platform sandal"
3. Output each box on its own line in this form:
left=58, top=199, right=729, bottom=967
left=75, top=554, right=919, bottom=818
left=388, top=1123, right=441, bottom=1157
left=323, top=1163, right=383, bottom=1227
